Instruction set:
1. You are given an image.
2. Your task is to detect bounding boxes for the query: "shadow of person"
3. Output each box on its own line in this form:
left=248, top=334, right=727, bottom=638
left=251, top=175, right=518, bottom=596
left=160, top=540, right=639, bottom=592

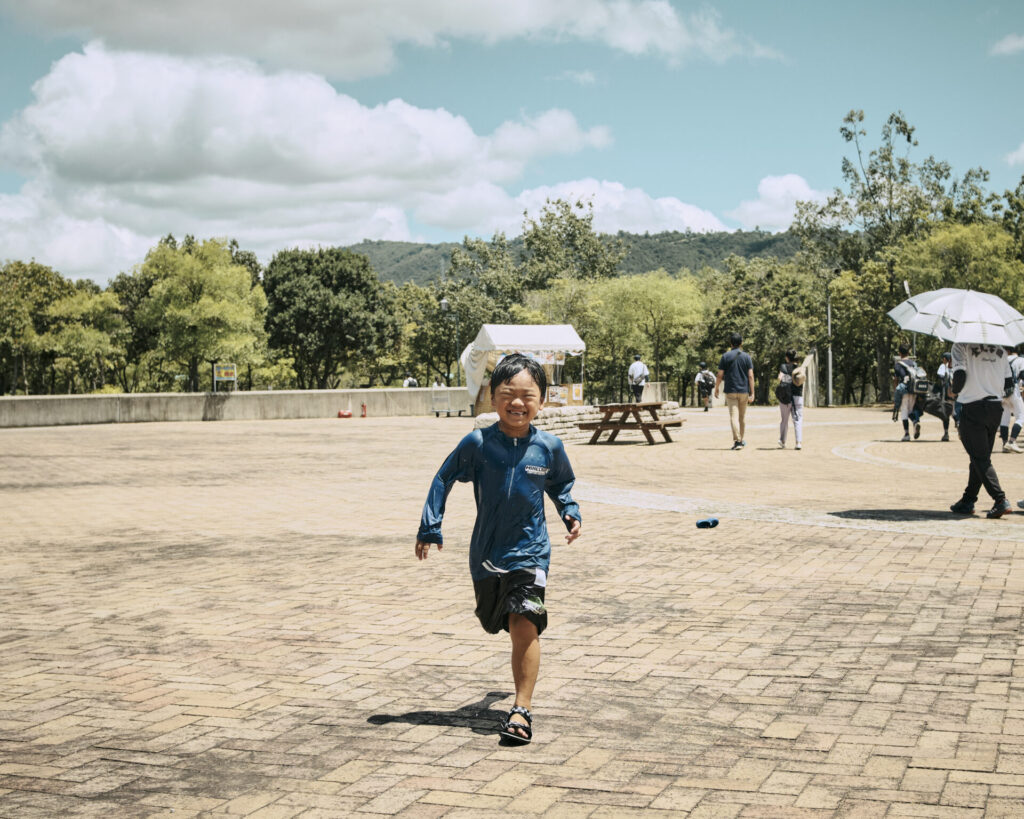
left=829, top=508, right=966, bottom=522
left=367, top=690, right=512, bottom=735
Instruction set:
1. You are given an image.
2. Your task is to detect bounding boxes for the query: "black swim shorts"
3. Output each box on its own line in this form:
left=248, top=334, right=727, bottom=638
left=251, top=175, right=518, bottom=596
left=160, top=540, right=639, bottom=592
left=473, top=568, right=547, bottom=636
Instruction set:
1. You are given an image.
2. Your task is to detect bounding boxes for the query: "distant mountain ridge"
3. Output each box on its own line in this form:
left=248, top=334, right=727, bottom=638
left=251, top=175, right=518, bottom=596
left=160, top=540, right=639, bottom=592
left=345, top=229, right=802, bottom=286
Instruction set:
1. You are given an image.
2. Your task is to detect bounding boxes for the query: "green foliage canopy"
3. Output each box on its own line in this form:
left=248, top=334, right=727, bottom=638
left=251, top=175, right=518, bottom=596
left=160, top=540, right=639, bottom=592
left=139, top=238, right=267, bottom=392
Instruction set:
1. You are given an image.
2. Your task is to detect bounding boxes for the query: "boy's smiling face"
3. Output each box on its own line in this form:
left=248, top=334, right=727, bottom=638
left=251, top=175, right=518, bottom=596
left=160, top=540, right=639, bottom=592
left=493, top=369, right=544, bottom=437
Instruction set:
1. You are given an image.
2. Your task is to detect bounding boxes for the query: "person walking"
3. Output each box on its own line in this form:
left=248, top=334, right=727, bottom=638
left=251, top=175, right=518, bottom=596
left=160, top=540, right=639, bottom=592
left=695, top=362, right=715, bottom=411
left=893, top=344, right=923, bottom=442
left=777, top=350, right=804, bottom=450
left=998, top=346, right=1024, bottom=453
left=936, top=351, right=955, bottom=440
left=948, top=342, right=1014, bottom=518
left=627, top=354, right=649, bottom=403
left=714, top=333, right=755, bottom=450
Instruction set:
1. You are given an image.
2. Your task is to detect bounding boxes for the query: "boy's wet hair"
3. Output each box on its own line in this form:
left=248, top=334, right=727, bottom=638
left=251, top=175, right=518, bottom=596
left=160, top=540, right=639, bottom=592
left=490, top=353, right=547, bottom=397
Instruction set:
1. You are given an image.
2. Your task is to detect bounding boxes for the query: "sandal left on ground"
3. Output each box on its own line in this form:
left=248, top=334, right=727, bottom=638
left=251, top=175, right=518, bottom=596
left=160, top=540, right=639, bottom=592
left=499, top=705, right=532, bottom=745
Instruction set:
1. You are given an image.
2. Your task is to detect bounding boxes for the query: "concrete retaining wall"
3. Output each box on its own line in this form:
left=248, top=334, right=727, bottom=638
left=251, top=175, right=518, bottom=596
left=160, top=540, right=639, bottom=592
left=0, top=387, right=475, bottom=428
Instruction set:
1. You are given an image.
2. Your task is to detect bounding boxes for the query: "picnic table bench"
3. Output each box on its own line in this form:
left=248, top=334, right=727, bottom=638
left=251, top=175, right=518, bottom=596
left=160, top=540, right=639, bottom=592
left=578, top=401, right=683, bottom=445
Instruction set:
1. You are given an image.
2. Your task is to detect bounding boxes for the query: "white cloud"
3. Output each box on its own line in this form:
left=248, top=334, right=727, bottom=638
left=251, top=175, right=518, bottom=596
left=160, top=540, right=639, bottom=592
left=417, top=178, right=727, bottom=239
left=0, top=0, right=779, bottom=79
left=519, top=180, right=726, bottom=234
left=1007, top=142, right=1024, bottom=166
left=0, top=44, right=612, bottom=280
left=558, top=69, right=598, bottom=86
left=991, top=34, right=1024, bottom=56
left=725, top=174, right=827, bottom=232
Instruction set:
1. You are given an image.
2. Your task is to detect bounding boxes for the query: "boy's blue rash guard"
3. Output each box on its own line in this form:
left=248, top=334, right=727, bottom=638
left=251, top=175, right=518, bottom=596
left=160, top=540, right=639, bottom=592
left=418, top=423, right=580, bottom=581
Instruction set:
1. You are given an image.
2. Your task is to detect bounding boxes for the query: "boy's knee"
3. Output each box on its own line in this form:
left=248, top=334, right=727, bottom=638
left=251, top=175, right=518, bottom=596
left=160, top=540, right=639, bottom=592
left=509, top=613, right=539, bottom=638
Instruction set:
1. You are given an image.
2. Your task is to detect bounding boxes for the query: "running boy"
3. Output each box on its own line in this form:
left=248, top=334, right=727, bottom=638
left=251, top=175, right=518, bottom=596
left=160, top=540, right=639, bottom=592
left=415, top=353, right=581, bottom=745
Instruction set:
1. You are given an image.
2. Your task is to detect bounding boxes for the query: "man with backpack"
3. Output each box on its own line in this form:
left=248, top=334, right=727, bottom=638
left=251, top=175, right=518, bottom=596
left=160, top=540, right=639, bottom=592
left=695, top=362, right=715, bottom=411
left=998, top=346, right=1024, bottom=453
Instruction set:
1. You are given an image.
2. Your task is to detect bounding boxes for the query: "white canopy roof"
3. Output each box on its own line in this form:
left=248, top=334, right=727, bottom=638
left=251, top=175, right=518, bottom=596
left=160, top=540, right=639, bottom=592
left=460, top=324, right=585, bottom=399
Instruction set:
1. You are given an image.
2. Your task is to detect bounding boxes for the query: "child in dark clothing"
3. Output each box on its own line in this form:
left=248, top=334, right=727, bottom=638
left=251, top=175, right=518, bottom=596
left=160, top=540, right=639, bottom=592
left=416, top=354, right=581, bottom=744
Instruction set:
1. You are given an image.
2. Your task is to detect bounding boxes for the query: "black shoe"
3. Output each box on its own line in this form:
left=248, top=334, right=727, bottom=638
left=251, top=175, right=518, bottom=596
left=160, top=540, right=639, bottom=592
left=913, top=422, right=921, bottom=440
left=949, top=499, right=975, bottom=515
left=987, top=499, right=1012, bottom=519
left=730, top=441, right=742, bottom=450
left=941, top=433, right=950, bottom=442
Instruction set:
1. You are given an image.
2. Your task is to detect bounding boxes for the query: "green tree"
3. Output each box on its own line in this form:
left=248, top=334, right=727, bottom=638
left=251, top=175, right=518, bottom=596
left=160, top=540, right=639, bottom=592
left=529, top=271, right=702, bottom=403
left=447, top=233, right=527, bottom=313
left=794, top=110, right=997, bottom=399
left=407, top=280, right=495, bottom=387
left=522, top=198, right=627, bottom=286
left=229, top=239, right=263, bottom=288
left=1001, top=174, right=1024, bottom=263
left=40, top=287, right=126, bottom=393
left=0, top=271, right=37, bottom=394
left=0, top=260, right=75, bottom=394
left=139, top=239, right=267, bottom=392
left=263, top=247, right=393, bottom=389
left=703, top=256, right=825, bottom=404
left=894, top=222, right=1024, bottom=372
left=107, top=263, right=164, bottom=392
left=618, top=270, right=703, bottom=384
left=352, top=280, right=406, bottom=386
left=826, top=264, right=893, bottom=404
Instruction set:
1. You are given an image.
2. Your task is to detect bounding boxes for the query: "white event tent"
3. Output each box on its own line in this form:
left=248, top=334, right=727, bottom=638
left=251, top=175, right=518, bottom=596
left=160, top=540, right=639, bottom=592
left=459, top=324, right=586, bottom=400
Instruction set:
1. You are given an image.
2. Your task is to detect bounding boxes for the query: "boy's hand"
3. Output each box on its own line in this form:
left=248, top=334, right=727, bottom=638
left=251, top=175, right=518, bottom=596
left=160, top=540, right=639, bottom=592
left=415, top=540, right=441, bottom=560
left=564, top=516, right=581, bottom=544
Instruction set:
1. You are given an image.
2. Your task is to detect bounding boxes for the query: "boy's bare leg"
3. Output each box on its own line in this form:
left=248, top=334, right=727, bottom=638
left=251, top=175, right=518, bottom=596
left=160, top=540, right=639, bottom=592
left=508, top=613, right=539, bottom=738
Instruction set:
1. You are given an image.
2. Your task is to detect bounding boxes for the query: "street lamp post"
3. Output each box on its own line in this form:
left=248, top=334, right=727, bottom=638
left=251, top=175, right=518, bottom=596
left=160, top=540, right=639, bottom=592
left=903, top=280, right=916, bottom=358
left=439, top=297, right=460, bottom=387
left=826, top=267, right=840, bottom=407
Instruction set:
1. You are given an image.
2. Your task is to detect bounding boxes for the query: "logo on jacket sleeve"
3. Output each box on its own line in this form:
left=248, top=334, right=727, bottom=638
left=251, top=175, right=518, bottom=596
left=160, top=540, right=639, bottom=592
left=524, top=464, right=550, bottom=476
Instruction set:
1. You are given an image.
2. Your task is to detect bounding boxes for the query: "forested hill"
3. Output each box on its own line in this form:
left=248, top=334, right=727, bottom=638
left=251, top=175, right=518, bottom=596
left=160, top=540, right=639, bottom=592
left=345, top=229, right=802, bottom=285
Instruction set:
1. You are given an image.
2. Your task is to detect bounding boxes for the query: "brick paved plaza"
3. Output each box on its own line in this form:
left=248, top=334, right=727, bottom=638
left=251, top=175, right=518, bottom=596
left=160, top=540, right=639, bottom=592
left=3, top=404, right=1024, bottom=818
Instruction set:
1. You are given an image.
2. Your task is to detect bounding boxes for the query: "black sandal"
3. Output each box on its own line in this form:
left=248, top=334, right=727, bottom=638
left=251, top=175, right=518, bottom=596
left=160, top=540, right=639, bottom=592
left=499, top=705, right=532, bottom=744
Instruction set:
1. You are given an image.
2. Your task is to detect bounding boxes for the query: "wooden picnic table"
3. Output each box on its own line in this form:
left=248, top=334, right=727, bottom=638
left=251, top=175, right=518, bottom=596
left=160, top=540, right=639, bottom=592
left=577, top=401, right=683, bottom=445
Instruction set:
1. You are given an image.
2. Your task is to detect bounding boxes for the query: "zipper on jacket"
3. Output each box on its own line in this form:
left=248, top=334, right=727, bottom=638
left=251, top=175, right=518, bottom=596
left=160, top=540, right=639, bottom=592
left=507, top=437, right=518, bottom=499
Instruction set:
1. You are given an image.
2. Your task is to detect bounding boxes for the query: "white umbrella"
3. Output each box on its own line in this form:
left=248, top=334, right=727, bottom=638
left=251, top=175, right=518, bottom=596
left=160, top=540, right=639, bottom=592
left=887, top=288, right=1024, bottom=346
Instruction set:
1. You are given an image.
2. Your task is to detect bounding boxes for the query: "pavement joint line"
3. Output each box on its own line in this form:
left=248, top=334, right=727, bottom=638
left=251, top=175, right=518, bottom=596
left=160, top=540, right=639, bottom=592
left=832, top=439, right=1024, bottom=479
left=574, top=480, right=1024, bottom=543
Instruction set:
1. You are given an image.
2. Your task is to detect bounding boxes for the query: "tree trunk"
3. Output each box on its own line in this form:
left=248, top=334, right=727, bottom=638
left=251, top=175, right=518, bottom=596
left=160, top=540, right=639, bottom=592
left=875, top=342, right=891, bottom=403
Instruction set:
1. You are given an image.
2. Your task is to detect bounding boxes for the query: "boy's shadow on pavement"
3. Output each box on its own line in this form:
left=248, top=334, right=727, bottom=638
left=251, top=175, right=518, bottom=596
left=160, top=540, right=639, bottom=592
left=830, top=508, right=973, bottom=522
left=367, top=690, right=512, bottom=735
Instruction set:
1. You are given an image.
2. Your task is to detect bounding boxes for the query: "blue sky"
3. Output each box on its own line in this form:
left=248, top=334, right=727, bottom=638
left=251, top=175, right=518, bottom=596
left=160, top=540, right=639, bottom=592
left=0, top=1, right=1022, bottom=282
